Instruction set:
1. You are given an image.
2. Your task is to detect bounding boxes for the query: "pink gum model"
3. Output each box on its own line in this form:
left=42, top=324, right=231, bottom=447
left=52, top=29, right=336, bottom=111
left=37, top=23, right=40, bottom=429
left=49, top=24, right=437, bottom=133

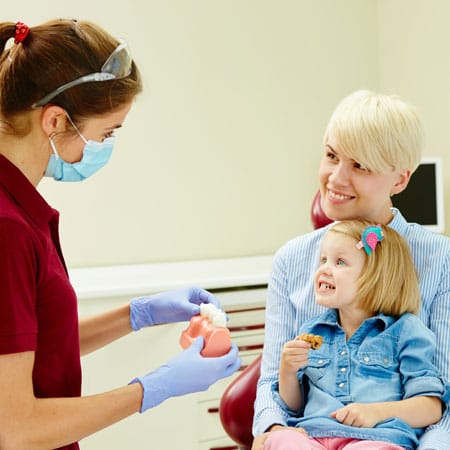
left=180, top=304, right=231, bottom=357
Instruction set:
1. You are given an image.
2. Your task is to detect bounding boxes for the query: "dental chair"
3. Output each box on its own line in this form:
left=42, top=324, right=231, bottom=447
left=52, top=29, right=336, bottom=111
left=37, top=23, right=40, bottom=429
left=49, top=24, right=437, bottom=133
left=219, top=190, right=332, bottom=449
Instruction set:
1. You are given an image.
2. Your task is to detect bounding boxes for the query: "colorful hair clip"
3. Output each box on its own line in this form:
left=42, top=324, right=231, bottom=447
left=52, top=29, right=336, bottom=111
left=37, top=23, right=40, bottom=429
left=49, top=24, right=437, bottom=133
left=14, top=21, right=29, bottom=44
left=356, top=224, right=384, bottom=255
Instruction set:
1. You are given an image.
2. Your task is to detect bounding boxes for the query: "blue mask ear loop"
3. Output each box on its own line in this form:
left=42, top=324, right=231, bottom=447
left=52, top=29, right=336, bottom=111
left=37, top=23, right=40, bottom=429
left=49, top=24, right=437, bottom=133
left=64, top=112, right=88, bottom=145
left=48, top=134, right=60, bottom=160
left=48, top=111, right=82, bottom=161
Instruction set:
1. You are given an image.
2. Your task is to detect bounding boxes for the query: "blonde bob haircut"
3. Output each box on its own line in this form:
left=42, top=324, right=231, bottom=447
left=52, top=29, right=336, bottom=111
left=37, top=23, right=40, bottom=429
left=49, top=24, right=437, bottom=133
left=327, top=220, right=420, bottom=316
left=324, top=90, right=424, bottom=174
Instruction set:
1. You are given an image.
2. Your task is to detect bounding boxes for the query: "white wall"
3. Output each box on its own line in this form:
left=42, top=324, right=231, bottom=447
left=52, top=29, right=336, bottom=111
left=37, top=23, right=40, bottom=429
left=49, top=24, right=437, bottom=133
left=377, top=0, right=450, bottom=235
left=5, top=0, right=379, bottom=267
left=7, top=1, right=449, bottom=269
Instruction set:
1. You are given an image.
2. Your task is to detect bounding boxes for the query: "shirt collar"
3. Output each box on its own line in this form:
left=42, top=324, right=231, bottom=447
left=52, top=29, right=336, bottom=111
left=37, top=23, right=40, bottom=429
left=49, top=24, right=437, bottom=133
left=388, top=207, right=409, bottom=235
left=0, top=154, right=57, bottom=226
left=319, top=308, right=395, bottom=330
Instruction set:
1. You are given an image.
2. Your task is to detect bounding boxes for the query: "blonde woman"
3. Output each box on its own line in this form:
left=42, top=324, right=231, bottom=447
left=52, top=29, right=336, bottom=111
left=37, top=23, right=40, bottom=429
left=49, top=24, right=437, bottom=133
left=253, top=91, right=450, bottom=450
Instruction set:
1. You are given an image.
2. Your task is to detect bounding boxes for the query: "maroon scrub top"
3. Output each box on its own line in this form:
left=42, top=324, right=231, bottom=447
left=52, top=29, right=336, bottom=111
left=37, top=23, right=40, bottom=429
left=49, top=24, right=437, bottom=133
left=0, top=154, right=81, bottom=450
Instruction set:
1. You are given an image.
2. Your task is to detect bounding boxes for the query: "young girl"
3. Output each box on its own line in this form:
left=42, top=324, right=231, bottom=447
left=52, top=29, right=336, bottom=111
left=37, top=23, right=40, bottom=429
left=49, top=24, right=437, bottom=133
left=264, top=221, right=448, bottom=450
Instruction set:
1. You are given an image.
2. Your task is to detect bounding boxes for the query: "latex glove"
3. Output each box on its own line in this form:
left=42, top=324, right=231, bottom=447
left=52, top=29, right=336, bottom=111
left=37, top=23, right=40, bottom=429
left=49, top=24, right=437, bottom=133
left=130, top=336, right=241, bottom=412
left=130, top=286, right=221, bottom=330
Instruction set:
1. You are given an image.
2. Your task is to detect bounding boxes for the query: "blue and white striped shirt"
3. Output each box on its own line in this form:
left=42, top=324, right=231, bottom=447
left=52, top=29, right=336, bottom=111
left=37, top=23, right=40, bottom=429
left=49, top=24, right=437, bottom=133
left=253, top=209, right=450, bottom=449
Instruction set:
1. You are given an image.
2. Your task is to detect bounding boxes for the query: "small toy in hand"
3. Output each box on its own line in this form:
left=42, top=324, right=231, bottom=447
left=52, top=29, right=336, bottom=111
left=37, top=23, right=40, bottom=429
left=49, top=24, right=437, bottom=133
left=296, top=333, right=323, bottom=350
left=180, top=303, right=232, bottom=357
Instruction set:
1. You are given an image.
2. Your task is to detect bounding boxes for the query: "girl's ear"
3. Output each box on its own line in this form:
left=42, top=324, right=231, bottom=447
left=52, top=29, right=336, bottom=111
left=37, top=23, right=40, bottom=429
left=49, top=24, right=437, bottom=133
left=391, top=169, right=411, bottom=196
left=40, top=105, right=68, bottom=137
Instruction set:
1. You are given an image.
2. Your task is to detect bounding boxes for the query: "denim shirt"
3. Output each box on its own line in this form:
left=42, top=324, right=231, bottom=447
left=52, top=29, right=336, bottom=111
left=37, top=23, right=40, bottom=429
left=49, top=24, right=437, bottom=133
left=271, top=310, right=449, bottom=450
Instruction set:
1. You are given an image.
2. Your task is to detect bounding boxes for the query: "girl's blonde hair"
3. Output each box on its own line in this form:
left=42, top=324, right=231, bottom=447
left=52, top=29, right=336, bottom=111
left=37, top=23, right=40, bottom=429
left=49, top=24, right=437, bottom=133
left=328, top=220, right=420, bottom=315
left=324, top=90, right=424, bottom=174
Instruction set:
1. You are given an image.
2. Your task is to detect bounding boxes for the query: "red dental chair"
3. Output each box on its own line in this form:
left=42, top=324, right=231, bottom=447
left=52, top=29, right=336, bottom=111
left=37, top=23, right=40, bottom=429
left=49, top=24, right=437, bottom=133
left=219, top=190, right=332, bottom=450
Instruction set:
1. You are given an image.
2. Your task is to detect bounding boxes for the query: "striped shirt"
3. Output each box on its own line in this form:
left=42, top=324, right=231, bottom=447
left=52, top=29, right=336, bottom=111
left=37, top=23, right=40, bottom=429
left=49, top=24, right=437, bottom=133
left=253, top=208, right=450, bottom=449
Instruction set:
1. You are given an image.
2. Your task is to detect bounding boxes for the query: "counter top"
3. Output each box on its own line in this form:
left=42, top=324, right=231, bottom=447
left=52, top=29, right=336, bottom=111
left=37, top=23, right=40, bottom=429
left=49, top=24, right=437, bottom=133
left=69, top=255, right=273, bottom=300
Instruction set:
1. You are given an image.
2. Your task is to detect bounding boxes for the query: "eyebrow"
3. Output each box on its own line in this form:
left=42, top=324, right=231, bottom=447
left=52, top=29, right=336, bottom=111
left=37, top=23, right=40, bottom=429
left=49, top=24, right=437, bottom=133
left=106, top=124, right=123, bottom=132
left=325, top=144, right=360, bottom=166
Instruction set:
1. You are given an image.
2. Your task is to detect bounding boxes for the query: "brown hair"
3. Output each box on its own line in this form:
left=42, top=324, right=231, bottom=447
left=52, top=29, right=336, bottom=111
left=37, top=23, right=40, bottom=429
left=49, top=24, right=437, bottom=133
left=327, top=220, right=421, bottom=316
left=0, top=19, right=142, bottom=135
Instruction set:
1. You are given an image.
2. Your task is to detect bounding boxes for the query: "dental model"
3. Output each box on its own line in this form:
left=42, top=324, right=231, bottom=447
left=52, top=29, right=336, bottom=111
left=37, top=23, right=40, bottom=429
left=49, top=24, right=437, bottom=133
left=180, top=303, right=231, bottom=357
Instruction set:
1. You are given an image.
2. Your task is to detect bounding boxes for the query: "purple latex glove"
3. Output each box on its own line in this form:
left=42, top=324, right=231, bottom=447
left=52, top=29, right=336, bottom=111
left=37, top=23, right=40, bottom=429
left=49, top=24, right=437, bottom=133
left=130, top=286, right=221, bottom=330
left=130, top=337, right=241, bottom=412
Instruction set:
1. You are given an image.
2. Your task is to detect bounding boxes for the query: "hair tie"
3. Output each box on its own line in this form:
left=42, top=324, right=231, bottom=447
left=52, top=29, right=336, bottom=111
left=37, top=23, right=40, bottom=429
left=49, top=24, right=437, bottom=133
left=356, top=224, right=384, bottom=255
left=14, top=21, right=30, bottom=44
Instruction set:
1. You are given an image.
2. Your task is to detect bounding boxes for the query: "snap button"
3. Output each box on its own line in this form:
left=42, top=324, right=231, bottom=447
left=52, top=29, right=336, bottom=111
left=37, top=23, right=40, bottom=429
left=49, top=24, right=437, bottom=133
left=340, top=367, right=346, bottom=373
left=364, top=356, right=370, bottom=362
left=340, top=351, right=346, bottom=356
left=339, top=382, right=345, bottom=388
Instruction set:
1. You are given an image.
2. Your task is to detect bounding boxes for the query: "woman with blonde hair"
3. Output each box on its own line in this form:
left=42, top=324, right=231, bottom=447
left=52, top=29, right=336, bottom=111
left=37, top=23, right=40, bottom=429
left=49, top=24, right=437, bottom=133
left=253, top=90, right=450, bottom=450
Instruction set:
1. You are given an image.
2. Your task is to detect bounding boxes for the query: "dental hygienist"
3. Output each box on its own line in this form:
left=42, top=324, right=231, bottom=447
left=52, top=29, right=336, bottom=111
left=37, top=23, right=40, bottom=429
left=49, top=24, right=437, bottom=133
left=0, top=19, right=241, bottom=450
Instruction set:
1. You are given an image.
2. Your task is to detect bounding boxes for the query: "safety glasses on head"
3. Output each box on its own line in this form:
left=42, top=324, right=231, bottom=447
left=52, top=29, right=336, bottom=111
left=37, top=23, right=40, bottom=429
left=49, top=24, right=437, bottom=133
left=32, top=39, right=132, bottom=108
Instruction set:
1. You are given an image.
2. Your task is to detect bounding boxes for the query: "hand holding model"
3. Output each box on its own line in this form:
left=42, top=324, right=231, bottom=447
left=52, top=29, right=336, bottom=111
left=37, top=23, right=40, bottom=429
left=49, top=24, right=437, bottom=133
left=131, top=336, right=241, bottom=412
left=130, top=289, right=240, bottom=412
left=130, top=287, right=221, bottom=329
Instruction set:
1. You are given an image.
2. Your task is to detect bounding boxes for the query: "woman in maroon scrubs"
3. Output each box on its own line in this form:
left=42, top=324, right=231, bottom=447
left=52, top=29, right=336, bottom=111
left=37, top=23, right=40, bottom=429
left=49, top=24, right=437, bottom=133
left=0, top=19, right=240, bottom=450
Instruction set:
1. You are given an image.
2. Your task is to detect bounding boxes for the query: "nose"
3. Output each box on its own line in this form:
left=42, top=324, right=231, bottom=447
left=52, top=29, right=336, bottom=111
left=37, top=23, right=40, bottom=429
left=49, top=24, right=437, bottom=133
left=316, top=262, right=332, bottom=279
left=328, top=162, right=351, bottom=187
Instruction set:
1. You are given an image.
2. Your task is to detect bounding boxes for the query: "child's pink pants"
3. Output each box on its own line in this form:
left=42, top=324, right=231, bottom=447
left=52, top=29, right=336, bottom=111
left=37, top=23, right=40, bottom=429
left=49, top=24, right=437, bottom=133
left=263, top=429, right=404, bottom=449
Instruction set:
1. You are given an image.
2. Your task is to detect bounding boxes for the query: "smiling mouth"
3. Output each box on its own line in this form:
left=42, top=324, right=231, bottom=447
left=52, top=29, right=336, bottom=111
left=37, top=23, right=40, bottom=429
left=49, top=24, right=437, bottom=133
left=328, top=190, right=354, bottom=201
left=319, top=282, right=335, bottom=290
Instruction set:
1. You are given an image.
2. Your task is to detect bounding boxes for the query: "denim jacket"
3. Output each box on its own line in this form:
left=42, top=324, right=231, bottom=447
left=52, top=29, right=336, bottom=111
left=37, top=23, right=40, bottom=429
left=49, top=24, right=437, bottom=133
left=271, top=310, right=449, bottom=449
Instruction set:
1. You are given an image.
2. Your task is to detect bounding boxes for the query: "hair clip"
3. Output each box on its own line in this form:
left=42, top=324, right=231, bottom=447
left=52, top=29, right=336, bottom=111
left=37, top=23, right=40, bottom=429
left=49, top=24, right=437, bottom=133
left=356, top=224, right=384, bottom=255
left=14, top=21, right=30, bottom=44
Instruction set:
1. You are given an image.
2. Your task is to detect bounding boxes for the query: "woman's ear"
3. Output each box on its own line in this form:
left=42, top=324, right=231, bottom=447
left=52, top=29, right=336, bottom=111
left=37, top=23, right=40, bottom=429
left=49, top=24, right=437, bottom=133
left=40, top=105, right=67, bottom=137
left=391, top=169, right=411, bottom=196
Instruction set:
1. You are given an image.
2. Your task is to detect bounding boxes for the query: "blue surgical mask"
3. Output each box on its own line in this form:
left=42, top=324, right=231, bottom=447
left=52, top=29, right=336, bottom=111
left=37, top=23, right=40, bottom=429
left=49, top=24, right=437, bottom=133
left=45, top=115, right=114, bottom=182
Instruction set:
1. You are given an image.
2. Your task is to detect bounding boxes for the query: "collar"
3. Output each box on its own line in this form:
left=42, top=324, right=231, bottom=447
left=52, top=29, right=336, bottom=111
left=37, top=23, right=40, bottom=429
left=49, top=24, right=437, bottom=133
left=319, top=308, right=395, bottom=330
left=388, top=207, right=409, bottom=235
left=0, top=154, right=57, bottom=227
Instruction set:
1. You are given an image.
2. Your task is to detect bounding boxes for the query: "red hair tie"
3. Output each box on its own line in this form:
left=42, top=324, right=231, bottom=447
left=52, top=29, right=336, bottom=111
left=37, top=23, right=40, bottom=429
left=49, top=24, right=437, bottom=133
left=14, top=21, right=29, bottom=44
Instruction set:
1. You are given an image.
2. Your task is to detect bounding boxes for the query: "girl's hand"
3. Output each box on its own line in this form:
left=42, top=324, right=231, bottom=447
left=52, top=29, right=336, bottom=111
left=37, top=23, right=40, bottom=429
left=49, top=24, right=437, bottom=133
left=280, top=339, right=311, bottom=374
left=331, top=403, right=382, bottom=427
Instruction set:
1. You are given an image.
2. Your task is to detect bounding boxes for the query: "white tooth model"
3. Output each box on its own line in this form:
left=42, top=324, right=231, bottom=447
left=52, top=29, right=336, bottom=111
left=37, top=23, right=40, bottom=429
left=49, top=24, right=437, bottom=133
left=199, top=303, right=227, bottom=328
left=180, top=303, right=231, bottom=357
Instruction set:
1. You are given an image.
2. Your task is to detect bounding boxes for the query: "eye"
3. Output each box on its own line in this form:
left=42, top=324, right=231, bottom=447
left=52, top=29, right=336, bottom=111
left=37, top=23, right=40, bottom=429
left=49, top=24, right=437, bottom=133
left=326, top=151, right=338, bottom=162
left=336, top=258, right=347, bottom=266
left=354, top=161, right=370, bottom=171
left=319, top=256, right=327, bottom=265
left=103, top=130, right=115, bottom=140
